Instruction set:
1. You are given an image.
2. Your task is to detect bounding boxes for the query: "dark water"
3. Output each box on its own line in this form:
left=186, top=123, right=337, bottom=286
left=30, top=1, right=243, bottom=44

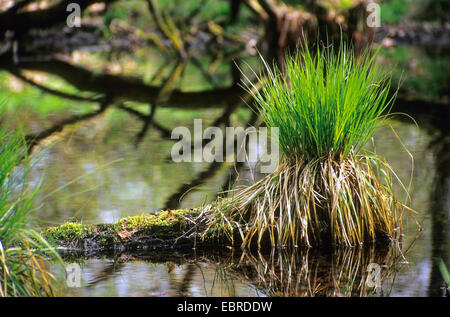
left=1, top=44, right=448, bottom=297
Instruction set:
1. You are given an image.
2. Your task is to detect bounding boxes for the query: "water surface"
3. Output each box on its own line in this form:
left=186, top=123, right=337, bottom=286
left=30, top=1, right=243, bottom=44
left=1, top=44, right=448, bottom=297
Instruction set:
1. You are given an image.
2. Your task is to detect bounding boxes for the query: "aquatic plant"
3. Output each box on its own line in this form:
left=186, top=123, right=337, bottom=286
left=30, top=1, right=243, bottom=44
left=0, top=128, right=62, bottom=297
left=205, top=44, right=410, bottom=248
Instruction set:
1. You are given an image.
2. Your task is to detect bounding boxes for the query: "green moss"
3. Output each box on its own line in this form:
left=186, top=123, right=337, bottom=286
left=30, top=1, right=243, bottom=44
left=115, top=209, right=199, bottom=235
left=43, top=209, right=200, bottom=247
left=44, top=222, right=92, bottom=242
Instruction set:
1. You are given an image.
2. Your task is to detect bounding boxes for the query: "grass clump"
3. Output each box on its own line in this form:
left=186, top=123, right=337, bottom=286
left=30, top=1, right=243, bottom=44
left=205, top=44, right=409, bottom=248
left=0, top=128, right=62, bottom=297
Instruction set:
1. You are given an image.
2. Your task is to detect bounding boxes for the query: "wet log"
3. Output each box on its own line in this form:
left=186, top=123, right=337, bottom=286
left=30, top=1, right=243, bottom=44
left=43, top=209, right=218, bottom=254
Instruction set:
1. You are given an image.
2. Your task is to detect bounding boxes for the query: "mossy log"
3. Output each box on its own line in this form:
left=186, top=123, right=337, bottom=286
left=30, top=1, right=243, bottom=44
left=43, top=209, right=220, bottom=253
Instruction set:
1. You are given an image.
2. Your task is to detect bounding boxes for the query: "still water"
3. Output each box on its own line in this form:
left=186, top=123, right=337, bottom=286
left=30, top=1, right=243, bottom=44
left=37, top=111, right=445, bottom=297
left=1, top=44, right=448, bottom=297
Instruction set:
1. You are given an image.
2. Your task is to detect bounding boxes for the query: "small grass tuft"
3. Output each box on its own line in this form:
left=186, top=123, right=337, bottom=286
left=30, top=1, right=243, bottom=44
left=204, top=43, right=413, bottom=248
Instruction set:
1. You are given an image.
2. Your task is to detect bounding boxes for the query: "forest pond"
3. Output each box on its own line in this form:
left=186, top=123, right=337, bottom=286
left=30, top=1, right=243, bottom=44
left=1, top=42, right=448, bottom=296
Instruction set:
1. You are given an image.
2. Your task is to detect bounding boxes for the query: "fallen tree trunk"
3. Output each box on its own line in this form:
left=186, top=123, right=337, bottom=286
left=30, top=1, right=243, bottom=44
left=43, top=209, right=217, bottom=254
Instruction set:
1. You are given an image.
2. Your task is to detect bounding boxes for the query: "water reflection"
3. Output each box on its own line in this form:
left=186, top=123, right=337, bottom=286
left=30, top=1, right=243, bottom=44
left=1, top=39, right=448, bottom=296
left=41, top=109, right=445, bottom=297
left=65, top=244, right=408, bottom=297
left=224, top=247, right=402, bottom=297
left=66, top=252, right=260, bottom=297
left=427, top=125, right=449, bottom=296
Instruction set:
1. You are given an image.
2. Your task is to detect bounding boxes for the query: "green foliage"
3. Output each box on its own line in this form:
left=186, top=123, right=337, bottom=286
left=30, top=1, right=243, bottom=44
left=0, top=73, right=95, bottom=117
left=439, top=259, right=450, bottom=289
left=156, top=0, right=229, bottom=21
left=246, top=44, right=395, bottom=162
left=380, top=0, right=448, bottom=23
left=0, top=128, right=63, bottom=297
left=380, top=0, right=410, bottom=24
left=318, top=0, right=360, bottom=11
left=380, top=46, right=449, bottom=101
left=103, top=0, right=230, bottom=29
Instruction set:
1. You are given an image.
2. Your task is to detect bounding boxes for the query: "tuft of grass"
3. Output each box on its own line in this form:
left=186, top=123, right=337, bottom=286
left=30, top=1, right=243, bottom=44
left=252, top=44, right=395, bottom=162
left=0, top=128, right=63, bottom=297
left=204, top=44, right=412, bottom=248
